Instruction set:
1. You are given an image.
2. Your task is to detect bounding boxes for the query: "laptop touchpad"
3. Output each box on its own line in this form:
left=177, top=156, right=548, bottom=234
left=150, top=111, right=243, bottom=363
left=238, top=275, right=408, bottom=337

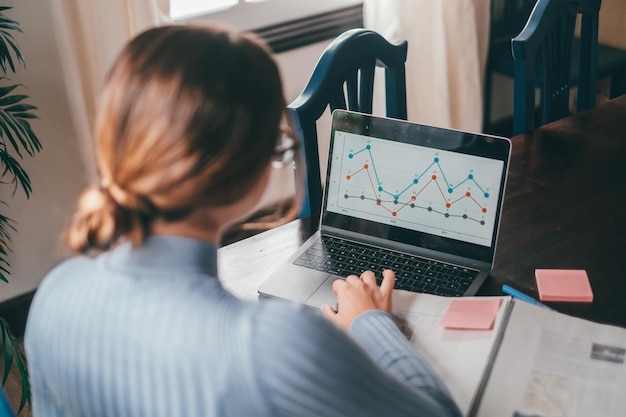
left=306, top=275, right=339, bottom=310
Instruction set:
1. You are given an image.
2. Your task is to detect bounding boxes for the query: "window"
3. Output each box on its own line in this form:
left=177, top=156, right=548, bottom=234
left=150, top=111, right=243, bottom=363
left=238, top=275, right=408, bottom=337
left=171, top=0, right=363, bottom=31
left=171, top=0, right=237, bottom=19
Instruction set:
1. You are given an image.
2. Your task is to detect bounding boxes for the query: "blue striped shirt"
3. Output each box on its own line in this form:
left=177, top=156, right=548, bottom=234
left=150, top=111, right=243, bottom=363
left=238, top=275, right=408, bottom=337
left=25, top=235, right=462, bottom=417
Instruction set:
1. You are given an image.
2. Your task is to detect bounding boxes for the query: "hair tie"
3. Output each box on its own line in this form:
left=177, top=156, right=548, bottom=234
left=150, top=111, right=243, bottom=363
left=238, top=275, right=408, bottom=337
left=99, top=180, right=158, bottom=218
left=100, top=177, right=132, bottom=206
left=107, top=183, right=128, bottom=206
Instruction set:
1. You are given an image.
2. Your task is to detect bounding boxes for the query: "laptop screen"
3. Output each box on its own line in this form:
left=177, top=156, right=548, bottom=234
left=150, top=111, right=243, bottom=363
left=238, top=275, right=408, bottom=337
left=321, top=110, right=511, bottom=264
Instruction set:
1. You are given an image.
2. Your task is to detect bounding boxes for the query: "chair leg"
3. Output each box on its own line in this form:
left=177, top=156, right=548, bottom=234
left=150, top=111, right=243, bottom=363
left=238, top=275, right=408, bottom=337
left=609, top=72, right=626, bottom=99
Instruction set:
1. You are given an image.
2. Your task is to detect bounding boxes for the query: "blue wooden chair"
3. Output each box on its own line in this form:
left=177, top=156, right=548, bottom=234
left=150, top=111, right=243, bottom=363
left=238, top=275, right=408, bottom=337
left=512, top=0, right=601, bottom=135
left=483, top=0, right=537, bottom=131
left=484, top=0, right=626, bottom=136
left=288, top=28, right=408, bottom=218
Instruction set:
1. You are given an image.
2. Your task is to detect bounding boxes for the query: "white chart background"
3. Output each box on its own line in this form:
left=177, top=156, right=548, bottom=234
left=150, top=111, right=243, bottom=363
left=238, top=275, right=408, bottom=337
left=325, top=132, right=505, bottom=247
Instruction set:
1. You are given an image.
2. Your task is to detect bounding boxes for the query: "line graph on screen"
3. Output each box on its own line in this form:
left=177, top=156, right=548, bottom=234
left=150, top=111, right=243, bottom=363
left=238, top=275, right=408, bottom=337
left=326, top=132, right=505, bottom=244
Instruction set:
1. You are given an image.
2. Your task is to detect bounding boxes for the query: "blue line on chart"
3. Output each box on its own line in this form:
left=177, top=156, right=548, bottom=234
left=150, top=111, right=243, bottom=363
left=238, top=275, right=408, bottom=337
left=347, top=145, right=490, bottom=200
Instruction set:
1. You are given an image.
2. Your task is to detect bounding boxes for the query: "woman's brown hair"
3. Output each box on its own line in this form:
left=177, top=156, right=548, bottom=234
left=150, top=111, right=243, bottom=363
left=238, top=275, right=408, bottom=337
left=65, top=24, right=289, bottom=252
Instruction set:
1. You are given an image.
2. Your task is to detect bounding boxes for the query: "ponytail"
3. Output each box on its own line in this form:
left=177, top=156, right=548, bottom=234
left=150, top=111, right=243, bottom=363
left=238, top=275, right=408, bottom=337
left=64, top=184, right=155, bottom=253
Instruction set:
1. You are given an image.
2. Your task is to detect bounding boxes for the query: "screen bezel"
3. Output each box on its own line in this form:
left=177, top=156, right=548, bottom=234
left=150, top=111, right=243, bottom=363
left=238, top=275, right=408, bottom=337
left=321, top=110, right=511, bottom=264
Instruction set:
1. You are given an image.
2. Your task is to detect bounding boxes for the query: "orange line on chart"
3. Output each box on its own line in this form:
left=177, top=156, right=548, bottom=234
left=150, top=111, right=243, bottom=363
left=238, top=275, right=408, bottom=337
left=450, top=192, right=487, bottom=212
left=364, top=166, right=379, bottom=196
left=346, top=166, right=487, bottom=215
left=395, top=195, right=416, bottom=215
left=433, top=175, right=448, bottom=201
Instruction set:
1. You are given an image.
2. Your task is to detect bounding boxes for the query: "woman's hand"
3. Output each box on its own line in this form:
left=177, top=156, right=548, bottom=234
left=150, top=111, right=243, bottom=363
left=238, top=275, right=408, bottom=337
left=321, top=269, right=395, bottom=331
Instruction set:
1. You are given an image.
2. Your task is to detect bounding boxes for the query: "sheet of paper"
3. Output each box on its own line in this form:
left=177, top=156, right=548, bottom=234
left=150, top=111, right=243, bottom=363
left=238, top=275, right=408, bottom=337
left=438, top=298, right=502, bottom=330
left=476, top=300, right=626, bottom=417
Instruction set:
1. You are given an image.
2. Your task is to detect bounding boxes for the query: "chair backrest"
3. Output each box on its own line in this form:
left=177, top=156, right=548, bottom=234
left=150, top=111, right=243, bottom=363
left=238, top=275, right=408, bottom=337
left=512, top=0, right=600, bottom=135
left=288, top=28, right=408, bottom=217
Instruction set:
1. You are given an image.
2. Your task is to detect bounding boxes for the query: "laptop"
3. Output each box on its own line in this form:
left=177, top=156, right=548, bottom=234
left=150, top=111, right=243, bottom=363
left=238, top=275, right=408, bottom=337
left=258, top=110, right=511, bottom=309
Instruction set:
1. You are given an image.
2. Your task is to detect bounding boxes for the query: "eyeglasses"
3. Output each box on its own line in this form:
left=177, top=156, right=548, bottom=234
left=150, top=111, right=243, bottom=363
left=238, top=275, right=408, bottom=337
left=272, top=126, right=300, bottom=169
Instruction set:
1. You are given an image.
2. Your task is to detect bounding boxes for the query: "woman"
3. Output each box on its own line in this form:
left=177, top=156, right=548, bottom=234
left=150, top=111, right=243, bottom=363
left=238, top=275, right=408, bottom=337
left=24, top=24, right=462, bottom=417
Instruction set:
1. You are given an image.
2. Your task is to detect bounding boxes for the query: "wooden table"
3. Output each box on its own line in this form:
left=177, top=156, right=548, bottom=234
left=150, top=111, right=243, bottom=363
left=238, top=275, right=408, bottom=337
left=219, top=95, right=626, bottom=328
left=481, top=95, right=626, bottom=327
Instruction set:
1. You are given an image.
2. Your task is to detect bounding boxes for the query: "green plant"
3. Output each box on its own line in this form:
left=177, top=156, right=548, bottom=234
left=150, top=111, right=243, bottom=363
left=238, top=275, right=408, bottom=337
left=0, top=5, right=42, bottom=414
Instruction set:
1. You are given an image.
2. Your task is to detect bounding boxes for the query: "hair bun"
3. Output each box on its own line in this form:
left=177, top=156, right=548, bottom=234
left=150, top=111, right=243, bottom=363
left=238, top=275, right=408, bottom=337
left=64, top=187, right=118, bottom=252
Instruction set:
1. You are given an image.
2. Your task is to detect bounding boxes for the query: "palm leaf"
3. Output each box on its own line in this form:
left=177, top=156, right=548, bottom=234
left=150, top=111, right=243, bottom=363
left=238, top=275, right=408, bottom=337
left=0, top=212, right=11, bottom=283
left=14, top=348, right=28, bottom=413
left=0, top=236, right=10, bottom=283
left=0, top=149, right=32, bottom=197
left=0, top=8, right=24, bottom=74
left=0, top=84, right=18, bottom=98
left=0, top=212, right=13, bottom=239
left=1, top=322, right=12, bottom=386
left=0, top=319, right=30, bottom=412
left=0, top=87, right=41, bottom=158
left=0, top=94, right=29, bottom=106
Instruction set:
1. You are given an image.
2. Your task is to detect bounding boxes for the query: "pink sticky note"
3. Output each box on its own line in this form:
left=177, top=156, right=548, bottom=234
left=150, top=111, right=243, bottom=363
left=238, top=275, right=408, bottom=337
left=438, top=298, right=502, bottom=330
left=535, top=269, right=593, bottom=302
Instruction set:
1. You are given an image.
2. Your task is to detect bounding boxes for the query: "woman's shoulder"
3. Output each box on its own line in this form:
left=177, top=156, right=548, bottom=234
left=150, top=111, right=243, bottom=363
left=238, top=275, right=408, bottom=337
left=36, top=254, right=96, bottom=294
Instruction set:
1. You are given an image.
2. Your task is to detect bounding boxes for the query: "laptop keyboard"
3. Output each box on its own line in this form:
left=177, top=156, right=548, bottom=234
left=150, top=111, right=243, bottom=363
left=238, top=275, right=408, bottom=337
left=293, top=235, right=479, bottom=297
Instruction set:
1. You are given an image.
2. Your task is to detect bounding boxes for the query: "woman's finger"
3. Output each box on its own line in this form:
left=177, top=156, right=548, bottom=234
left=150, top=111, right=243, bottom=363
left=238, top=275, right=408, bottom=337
left=360, top=270, right=377, bottom=286
left=332, top=278, right=347, bottom=294
left=321, top=305, right=337, bottom=321
left=345, top=275, right=361, bottom=286
left=380, top=269, right=396, bottom=295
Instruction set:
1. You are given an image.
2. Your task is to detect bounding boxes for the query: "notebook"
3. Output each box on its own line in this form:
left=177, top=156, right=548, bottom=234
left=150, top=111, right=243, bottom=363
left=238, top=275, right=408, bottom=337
left=258, top=110, right=511, bottom=309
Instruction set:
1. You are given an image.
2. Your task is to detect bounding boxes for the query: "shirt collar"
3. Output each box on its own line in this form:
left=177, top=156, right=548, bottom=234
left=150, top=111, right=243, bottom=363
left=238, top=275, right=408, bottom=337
left=105, top=234, right=219, bottom=277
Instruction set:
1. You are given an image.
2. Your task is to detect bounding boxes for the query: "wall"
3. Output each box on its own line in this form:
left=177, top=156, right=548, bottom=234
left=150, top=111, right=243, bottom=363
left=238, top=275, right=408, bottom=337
left=599, top=0, right=626, bottom=49
left=0, top=0, right=88, bottom=302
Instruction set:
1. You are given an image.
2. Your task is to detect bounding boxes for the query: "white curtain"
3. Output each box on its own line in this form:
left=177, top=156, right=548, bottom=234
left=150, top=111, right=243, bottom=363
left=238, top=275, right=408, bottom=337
left=51, top=0, right=171, bottom=180
left=363, top=0, right=490, bottom=133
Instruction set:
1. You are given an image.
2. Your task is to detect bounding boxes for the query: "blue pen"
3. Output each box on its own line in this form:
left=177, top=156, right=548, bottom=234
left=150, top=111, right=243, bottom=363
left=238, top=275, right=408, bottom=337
left=502, top=284, right=554, bottom=310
